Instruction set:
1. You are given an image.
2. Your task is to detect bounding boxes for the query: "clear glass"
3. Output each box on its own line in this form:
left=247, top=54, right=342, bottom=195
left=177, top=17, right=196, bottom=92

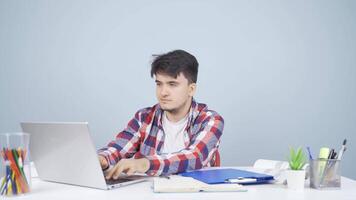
left=0, top=132, right=31, bottom=196
left=309, top=158, right=341, bottom=189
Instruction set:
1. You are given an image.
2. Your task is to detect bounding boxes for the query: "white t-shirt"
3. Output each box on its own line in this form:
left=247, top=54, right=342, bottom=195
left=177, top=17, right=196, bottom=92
left=160, top=112, right=189, bottom=154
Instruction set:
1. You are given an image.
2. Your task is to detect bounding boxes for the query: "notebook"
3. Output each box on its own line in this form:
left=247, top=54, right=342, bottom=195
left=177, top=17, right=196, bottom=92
left=153, top=175, right=247, bottom=193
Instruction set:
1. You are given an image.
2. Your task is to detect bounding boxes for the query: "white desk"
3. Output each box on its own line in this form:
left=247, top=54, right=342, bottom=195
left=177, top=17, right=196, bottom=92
left=12, top=168, right=356, bottom=200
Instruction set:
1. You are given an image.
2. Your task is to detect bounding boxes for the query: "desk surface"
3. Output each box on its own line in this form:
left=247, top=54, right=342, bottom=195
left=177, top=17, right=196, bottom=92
left=13, top=168, right=356, bottom=200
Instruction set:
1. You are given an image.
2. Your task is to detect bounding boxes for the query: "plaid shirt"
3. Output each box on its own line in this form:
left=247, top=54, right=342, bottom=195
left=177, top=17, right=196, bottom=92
left=98, top=99, right=224, bottom=176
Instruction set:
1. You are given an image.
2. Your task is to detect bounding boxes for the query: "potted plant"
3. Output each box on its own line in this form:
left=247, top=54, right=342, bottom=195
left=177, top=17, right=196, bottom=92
left=286, top=147, right=307, bottom=190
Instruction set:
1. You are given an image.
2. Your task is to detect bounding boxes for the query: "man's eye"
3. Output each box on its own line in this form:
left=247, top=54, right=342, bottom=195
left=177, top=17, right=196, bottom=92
left=169, top=83, right=177, bottom=86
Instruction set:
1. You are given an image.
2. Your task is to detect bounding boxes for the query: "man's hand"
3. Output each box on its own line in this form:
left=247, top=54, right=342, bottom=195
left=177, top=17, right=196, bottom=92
left=98, top=155, right=109, bottom=169
left=105, top=158, right=150, bottom=180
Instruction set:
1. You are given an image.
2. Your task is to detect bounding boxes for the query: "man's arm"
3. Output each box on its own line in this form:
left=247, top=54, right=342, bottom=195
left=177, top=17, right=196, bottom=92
left=146, top=112, right=224, bottom=176
left=97, top=109, right=145, bottom=168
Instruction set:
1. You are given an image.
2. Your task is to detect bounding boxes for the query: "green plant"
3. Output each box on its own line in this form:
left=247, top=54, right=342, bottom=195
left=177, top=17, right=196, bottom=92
left=288, top=147, right=306, bottom=170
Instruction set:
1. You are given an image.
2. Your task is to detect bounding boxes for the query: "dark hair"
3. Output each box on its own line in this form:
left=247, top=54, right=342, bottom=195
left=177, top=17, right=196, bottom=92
left=151, top=49, right=199, bottom=83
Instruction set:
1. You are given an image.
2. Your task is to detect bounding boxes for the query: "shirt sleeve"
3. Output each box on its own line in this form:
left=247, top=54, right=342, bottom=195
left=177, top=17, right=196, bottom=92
left=145, top=112, right=224, bottom=176
left=97, top=110, right=144, bottom=167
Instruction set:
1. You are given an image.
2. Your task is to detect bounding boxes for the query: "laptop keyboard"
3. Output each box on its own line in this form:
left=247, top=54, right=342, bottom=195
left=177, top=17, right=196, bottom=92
left=105, top=175, right=145, bottom=185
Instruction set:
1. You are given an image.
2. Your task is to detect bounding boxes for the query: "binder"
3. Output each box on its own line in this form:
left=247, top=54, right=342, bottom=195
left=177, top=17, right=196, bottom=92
left=180, top=168, right=274, bottom=185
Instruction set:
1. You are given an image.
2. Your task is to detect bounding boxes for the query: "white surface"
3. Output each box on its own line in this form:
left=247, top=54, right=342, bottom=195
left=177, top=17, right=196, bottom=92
left=10, top=167, right=356, bottom=200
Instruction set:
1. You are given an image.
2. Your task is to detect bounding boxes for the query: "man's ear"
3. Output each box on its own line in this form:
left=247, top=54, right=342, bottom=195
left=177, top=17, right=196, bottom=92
left=188, top=83, right=197, bottom=97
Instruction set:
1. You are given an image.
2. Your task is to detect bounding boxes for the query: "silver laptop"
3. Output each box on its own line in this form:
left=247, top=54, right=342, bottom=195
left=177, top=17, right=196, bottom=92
left=21, top=122, right=147, bottom=190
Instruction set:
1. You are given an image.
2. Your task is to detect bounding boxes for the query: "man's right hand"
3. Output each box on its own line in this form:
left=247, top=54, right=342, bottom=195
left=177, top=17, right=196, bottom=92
left=98, top=155, right=109, bottom=170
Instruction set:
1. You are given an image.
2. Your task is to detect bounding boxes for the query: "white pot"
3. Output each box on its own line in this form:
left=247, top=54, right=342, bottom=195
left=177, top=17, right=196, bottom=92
left=286, top=170, right=306, bottom=190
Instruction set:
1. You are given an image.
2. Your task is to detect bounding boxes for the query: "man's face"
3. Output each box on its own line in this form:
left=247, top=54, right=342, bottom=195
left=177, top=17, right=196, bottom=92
left=155, top=73, right=196, bottom=113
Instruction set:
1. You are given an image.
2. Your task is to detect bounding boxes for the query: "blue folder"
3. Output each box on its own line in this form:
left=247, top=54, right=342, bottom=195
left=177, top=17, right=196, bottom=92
left=180, top=168, right=274, bottom=185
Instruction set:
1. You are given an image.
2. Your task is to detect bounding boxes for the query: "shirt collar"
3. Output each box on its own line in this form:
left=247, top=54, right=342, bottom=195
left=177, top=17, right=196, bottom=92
left=156, top=98, right=198, bottom=130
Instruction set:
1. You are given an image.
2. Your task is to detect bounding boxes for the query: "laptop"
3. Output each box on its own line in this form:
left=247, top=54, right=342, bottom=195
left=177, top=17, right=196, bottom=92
left=21, top=122, right=148, bottom=190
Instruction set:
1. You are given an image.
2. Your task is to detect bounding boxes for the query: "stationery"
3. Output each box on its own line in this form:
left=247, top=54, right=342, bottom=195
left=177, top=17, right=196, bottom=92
left=153, top=175, right=247, bottom=193
left=337, top=139, right=347, bottom=160
left=0, top=148, right=29, bottom=196
left=180, top=168, right=274, bottom=185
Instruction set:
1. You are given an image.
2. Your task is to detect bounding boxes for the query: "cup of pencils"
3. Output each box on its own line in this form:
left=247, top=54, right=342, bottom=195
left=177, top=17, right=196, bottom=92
left=0, top=132, right=31, bottom=196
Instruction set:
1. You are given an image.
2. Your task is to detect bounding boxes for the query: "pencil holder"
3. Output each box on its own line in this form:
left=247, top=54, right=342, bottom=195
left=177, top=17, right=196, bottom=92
left=309, top=158, right=341, bottom=189
left=0, top=133, right=31, bottom=196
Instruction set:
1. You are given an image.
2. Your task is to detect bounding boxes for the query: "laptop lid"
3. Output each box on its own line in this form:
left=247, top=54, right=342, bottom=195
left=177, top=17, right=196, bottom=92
left=21, top=122, right=110, bottom=190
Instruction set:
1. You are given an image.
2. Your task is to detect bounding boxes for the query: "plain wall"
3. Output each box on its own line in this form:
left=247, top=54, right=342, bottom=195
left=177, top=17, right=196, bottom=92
left=1, top=0, right=355, bottom=179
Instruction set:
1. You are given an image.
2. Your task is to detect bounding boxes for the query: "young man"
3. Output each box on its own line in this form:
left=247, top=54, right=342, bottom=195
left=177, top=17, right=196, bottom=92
left=98, top=50, right=224, bottom=180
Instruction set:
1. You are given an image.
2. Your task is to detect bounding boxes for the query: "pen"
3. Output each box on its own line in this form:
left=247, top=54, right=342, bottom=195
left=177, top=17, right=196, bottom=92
left=306, top=146, right=313, bottom=160
left=337, top=139, right=347, bottom=160
left=226, top=178, right=257, bottom=184
left=327, top=149, right=334, bottom=160
left=320, top=149, right=338, bottom=187
left=331, top=151, right=337, bottom=159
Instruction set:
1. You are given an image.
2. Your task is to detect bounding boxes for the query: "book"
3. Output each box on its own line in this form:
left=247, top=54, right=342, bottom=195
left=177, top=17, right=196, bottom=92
left=153, top=175, right=247, bottom=193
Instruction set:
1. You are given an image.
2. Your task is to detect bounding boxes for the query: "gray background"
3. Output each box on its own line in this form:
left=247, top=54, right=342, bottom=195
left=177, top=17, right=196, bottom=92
left=1, top=0, right=355, bottom=179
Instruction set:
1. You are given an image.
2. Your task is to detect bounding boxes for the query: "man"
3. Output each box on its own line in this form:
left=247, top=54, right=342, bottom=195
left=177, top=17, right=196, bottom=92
left=98, top=49, right=224, bottom=180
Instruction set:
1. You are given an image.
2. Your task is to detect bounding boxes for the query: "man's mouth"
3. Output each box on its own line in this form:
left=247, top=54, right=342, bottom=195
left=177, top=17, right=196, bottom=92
left=160, top=99, right=171, bottom=103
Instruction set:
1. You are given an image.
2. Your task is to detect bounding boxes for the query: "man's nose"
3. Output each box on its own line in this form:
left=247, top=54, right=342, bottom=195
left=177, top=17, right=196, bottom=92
left=160, top=86, right=169, bottom=96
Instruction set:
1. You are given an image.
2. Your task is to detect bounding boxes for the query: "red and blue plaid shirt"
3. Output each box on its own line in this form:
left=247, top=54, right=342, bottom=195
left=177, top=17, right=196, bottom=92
left=98, top=99, right=224, bottom=176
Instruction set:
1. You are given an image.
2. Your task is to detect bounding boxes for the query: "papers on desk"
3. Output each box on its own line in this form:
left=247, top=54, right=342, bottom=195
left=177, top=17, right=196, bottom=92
left=153, top=175, right=247, bottom=193
left=153, top=159, right=293, bottom=193
left=251, top=159, right=295, bottom=184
